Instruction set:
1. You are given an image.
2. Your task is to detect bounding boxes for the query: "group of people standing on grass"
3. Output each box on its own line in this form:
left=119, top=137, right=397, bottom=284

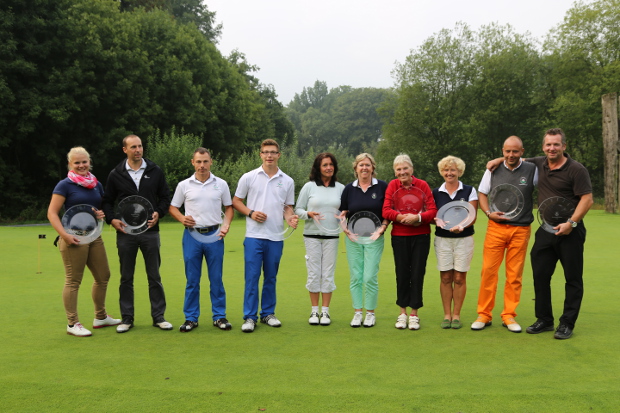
left=48, top=128, right=592, bottom=341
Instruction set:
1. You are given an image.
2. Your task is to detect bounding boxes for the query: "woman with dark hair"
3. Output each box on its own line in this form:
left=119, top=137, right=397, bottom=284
left=295, top=153, right=345, bottom=325
left=47, top=147, right=120, bottom=337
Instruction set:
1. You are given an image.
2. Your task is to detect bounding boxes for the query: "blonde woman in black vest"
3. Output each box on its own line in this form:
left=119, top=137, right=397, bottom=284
left=432, top=156, right=478, bottom=330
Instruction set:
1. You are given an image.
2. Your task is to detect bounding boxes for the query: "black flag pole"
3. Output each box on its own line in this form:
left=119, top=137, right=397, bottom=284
left=37, top=234, right=46, bottom=273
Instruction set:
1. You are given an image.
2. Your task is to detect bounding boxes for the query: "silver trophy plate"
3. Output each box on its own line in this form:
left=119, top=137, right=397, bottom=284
left=537, top=196, right=576, bottom=233
left=436, top=200, right=475, bottom=230
left=346, top=211, right=382, bottom=245
left=61, top=204, right=103, bottom=244
left=188, top=211, right=225, bottom=244
left=489, top=183, right=525, bottom=220
left=117, top=195, right=154, bottom=235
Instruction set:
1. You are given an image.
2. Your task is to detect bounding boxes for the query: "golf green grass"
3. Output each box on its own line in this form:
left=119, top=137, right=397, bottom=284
left=1, top=210, right=618, bottom=412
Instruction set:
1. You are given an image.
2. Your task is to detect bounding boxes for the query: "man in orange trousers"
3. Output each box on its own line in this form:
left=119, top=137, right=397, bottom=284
left=472, top=136, right=537, bottom=333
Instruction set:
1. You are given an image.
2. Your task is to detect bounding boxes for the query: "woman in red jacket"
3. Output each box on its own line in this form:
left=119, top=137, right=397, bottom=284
left=382, top=154, right=437, bottom=330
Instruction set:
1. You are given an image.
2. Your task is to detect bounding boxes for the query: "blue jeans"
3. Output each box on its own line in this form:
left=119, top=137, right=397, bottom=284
left=182, top=229, right=226, bottom=322
left=243, top=237, right=283, bottom=320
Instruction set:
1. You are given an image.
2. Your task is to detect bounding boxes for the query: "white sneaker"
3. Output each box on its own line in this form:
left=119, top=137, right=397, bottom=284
left=408, top=315, right=420, bottom=330
left=363, top=312, right=376, bottom=328
left=502, top=318, right=522, bottom=333
left=309, top=312, right=320, bottom=325
left=116, top=318, right=133, bottom=333
left=350, top=312, right=363, bottom=328
left=471, top=317, right=492, bottom=331
left=67, top=322, right=92, bottom=337
left=319, top=311, right=331, bottom=326
left=153, top=318, right=173, bottom=330
left=93, top=315, right=121, bottom=329
left=395, top=314, right=408, bottom=329
left=260, top=314, right=282, bottom=327
left=241, top=318, right=256, bottom=333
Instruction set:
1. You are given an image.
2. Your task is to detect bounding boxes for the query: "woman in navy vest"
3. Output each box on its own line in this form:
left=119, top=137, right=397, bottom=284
left=340, top=153, right=389, bottom=328
left=432, top=156, right=478, bottom=330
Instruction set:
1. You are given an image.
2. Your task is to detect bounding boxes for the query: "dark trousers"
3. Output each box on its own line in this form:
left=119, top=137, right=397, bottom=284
left=391, top=234, right=430, bottom=309
left=116, top=231, right=166, bottom=320
left=530, top=224, right=586, bottom=329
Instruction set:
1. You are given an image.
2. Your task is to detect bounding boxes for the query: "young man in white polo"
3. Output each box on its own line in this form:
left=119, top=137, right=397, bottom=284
left=232, top=139, right=297, bottom=333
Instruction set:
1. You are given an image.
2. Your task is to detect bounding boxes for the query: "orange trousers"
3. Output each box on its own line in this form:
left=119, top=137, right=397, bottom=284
left=477, top=220, right=531, bottom=321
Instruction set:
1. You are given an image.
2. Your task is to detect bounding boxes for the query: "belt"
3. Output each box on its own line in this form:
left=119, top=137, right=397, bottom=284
left=194, top=225, right=219, bottom=234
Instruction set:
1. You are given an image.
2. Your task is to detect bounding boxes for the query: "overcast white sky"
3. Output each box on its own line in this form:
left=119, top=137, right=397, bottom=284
left=207, top=0, right=577, bottom=104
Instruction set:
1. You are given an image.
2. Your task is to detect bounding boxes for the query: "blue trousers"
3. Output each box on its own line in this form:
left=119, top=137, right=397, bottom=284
left=243, top=237, right=283, bottom=320
left=182, top=229, right=226, bottom=322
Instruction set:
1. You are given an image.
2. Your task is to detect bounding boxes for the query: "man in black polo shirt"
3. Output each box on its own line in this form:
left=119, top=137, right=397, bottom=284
left=525, top=128, right=593, bottom=339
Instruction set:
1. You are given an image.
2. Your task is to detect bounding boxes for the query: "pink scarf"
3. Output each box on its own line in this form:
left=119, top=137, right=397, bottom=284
left=68, top=170, right=99, bottom=189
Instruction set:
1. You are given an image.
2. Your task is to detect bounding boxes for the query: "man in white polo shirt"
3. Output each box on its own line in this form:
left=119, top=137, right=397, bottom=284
left=169, top=148, right=234, bottom=333
left=232, top=139, right=298, bottom=333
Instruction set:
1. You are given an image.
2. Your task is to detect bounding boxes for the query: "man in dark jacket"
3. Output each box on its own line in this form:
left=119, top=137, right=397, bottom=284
left=102, top=134, right=172, bottom=333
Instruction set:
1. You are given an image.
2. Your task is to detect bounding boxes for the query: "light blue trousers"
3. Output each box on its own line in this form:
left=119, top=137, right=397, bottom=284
left=345, top=235, right=384, bottom=310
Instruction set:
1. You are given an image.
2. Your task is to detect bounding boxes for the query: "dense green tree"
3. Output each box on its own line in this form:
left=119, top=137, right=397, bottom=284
left=168, top=0, right=222, bottom=42
left=379, top=23, right=545, bottom=189
left=146, top=127, right=201, bottom=192
left=379, top=23, right=479, bottom=186
left=542, top=0, right=620, bottom=195
left=287, top=81, right=390, bottom=157
left=227, top=51, right=295, bottom=150
left=331, top=87, right=391, bottom=155
left=0, top=0, right=285, bottom=220
left=464, top=24, right=544, bottom=168
left=119, top=0, right=222, bottom=42
left=289, top=80, right=331, bottom=115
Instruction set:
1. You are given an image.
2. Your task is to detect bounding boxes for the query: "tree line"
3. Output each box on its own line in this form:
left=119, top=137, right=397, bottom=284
left=0, top=0, right=293, bottom=220
left=375, top=0, right=620, bottom=192
left=1, top=0, right=618, bottom=221
left=286, top=1, right=619, bottom=195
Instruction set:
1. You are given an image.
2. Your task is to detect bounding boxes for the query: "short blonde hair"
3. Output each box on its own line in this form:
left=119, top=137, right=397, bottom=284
left=352, top=153, right=377, bottom=178
left=67, top=146, right=92, bottom=171
left=393, top=153, right=413, bottom=170
left=437, top=155, right=465, bottom=177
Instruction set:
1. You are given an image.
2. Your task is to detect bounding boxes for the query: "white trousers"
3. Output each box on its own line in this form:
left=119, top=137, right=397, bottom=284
left=304, top=237, right=339, bottom=293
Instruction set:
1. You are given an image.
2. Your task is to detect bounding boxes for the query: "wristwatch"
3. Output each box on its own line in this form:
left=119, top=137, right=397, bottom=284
left=567, top=219, right=577, bottom=228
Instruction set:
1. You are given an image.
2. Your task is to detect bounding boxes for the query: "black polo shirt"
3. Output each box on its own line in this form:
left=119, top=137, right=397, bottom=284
left=529, top=154, right=592, bottom=205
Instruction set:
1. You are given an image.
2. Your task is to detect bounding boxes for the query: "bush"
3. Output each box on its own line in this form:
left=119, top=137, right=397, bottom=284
left=146, top=127, right=202, bottom=193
